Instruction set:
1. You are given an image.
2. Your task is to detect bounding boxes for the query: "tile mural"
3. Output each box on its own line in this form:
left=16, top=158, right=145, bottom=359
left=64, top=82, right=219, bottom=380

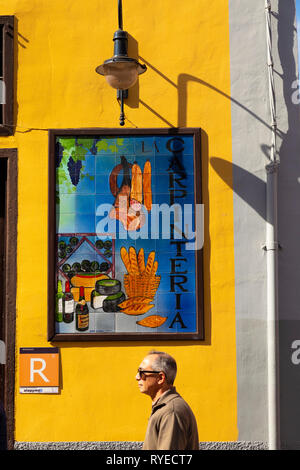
left=54, top=133, right=201, bottom=337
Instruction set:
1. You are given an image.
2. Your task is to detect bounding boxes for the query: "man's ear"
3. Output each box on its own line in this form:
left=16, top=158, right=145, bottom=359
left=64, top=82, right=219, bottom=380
left=157, top=372, right=166, bottom=385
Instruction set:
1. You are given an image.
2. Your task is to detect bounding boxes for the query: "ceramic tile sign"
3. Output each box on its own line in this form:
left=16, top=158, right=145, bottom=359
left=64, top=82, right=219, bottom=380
left=48, top=129, right=204, bottom=341
left=19, top=348, right=59, bottom=393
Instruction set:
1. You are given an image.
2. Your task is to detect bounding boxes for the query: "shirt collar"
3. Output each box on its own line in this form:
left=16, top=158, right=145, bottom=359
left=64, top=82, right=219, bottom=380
left=152, top=386, right=177, bottom=408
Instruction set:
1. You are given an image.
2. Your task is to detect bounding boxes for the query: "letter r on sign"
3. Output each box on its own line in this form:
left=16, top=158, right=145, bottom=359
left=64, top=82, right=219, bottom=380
left=19, top=348, right=59, bottom=390
left=30, top=358, right=50, bottom=383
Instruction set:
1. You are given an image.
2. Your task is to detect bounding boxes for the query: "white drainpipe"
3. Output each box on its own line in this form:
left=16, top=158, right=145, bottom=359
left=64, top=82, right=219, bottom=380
left=264, top=0, right=280, bottom=450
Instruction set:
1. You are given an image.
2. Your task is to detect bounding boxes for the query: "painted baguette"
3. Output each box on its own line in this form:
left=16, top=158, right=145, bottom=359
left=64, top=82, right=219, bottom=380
left=137, top=315, right=167, bottom=328
left=137, top=248, right=145, bottom=274
left=120, top=247, right=131, bottom=273
left=131, top=163, right=143, bottom=204
left=143, top=160, right=152, bottom=211
left=118, top=296, right=153, bottom=309
left=121, top=304, right=154, bottom=316
left=151, top=261, right=158, bottom=275
left=129, top=246, right=139, bottom=275
left=145, top=252, right=155, bottom=275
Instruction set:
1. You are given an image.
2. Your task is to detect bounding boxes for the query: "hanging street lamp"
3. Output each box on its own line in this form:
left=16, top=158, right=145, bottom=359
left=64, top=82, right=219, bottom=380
left=96, top=0, right=147, bottom=126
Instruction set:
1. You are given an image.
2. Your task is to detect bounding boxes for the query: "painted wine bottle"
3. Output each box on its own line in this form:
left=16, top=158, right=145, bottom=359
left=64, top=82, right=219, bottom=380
left=63, top=280, right=74, bottom=323
left=55, top=280, right=64, bottom=322
left=76, top=286, right=89, bottom=331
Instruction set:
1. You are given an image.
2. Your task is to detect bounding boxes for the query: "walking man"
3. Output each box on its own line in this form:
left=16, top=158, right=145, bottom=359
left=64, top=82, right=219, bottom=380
left=136, top=350, right=199, bottom=450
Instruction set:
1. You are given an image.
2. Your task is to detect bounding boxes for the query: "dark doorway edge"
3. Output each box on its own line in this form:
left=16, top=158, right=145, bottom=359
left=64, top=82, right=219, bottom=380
left=0, top=148, right=17, bottom=450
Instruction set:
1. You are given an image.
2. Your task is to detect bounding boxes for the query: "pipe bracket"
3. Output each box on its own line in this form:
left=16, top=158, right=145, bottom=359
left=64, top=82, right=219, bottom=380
left=262, top=242, right=281, bottom=251
left=265, top=161, right=280, bottom=173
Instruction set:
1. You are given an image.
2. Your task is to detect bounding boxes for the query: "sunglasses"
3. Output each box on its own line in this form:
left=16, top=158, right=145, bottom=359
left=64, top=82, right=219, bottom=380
left=137, top=368, right=163, bottom=380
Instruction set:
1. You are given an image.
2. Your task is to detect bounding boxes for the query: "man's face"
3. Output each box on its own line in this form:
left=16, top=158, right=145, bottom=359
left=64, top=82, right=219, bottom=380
left=135, top=354, right=161, bottom=397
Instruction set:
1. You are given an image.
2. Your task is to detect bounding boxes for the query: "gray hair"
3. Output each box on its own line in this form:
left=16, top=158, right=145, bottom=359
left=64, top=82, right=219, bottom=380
left=147, top=350, right=177, bottom=385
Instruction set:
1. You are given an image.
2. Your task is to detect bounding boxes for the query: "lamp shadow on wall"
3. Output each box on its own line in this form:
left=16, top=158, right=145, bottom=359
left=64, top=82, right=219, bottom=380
left=124, top=34, right=139, bottom=110
left=132, top=61, right=278, bottom=348
left=210, top=158, right=267, bottom=221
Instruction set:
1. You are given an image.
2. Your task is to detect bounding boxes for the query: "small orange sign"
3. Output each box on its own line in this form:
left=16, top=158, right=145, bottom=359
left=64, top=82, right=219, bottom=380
left=19, top=348, right=59, bottom=393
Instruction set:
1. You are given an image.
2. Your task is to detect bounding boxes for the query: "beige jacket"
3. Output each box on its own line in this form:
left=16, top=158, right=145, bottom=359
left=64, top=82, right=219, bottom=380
left=142, top=387, right=199, bottom=450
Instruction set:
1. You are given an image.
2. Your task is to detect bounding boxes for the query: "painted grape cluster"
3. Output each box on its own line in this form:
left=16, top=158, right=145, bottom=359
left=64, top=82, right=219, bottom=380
left=67, top=157, right=82, bottom=186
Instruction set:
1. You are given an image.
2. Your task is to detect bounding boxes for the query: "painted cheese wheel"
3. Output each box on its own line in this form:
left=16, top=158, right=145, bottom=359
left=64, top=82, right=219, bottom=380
left=95, top=279, right=121, bottom=295
left=102, top=292, right=126, bottom=312
left=71, top=273, right=109, bottom=288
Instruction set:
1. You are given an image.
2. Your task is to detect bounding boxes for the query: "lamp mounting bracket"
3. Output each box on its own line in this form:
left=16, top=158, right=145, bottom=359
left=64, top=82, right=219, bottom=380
left=118, top=0, right=123, bottom=30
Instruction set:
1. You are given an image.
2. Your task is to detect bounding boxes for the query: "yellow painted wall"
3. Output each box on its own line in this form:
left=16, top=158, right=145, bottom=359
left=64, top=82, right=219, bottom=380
left=0, top=0, right=237, bottom=442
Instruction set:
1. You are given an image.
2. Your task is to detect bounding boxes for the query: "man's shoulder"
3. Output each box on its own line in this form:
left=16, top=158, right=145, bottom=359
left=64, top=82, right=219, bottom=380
left=169, top=393, right=193, bottom=412
left=160, top=390, right=194, bottom=415
left=153, top=388, right=195, bottom=417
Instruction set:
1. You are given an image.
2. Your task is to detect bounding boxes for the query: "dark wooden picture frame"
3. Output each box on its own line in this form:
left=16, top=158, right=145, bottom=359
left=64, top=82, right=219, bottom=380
left=0, top=148, right=17, bottom=449
left=48, top=128, right=204, bottom=342
left=0, top=16, right=14, bottom=136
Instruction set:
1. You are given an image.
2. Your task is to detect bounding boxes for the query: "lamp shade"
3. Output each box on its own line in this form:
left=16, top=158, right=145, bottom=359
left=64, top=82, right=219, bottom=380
left=96, top=58, right=146, bottom=90
left=96, top=29, right=146, bottom=90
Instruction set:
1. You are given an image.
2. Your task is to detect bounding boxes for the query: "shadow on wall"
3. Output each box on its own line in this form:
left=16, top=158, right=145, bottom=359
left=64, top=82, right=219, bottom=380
left=126, top=34, right=139, bottom=109
left=210, top=158, right=266, bottom=221
left=130, top=0, right=300, bottom=449
left=123, top=31, right=292, bottom=355
left=129, top=56, right=286, bottom=351
left=211, top=0, right=300, bottom=450
left=136, top=56, right=279, bottom=225
left=276, top=0, right=300, bottom=451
